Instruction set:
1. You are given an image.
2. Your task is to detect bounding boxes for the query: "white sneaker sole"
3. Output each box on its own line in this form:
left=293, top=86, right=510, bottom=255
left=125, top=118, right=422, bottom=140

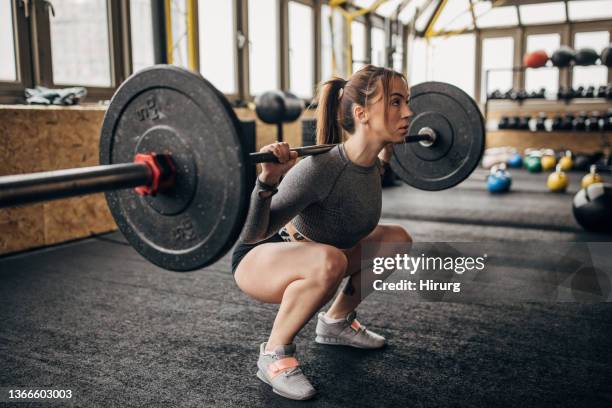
left=256, top=370, right=316, bottom=401
left=315, top=335, right=385, bottom=349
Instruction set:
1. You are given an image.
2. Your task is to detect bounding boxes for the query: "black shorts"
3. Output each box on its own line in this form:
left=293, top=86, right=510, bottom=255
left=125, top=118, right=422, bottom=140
left=231, top=233, right=285, bottom=274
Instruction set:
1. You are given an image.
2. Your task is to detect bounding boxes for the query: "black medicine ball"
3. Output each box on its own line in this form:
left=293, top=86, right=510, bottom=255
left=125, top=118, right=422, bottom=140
left=551, top=46, right=575, bottom=67
left=601, top=44, right=612, bottom=67
left=573, top=183, right=612, bottom=233
left=574, top=47, right=599, bottom=66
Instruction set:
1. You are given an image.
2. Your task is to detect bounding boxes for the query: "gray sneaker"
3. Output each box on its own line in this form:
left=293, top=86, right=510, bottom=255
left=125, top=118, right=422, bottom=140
left=256, top=342, right=316, bottom=400
left=315, top=311, right=386, bottom=349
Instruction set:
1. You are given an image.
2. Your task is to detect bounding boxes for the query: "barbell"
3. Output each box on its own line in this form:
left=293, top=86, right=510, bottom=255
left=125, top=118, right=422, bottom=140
left=0, top=65, right=485, bottom=271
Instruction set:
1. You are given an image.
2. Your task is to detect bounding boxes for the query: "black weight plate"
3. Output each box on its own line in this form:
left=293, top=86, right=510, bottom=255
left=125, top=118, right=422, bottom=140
left=100, top=65, right=250, bottom=271
left=391, top=81, right=485, bottom=191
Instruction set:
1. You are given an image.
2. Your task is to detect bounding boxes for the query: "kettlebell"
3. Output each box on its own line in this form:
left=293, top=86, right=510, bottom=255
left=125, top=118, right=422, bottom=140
left=507, top=152, right=523, bottom=168
left=536, top=113, right=547, bottom=131
left=541, top=149, right=557, bottom=171
left=559, top=150, right=573, bottom=171
left=525, top=153, right=542, bottom=173
left=547, top=164, right=569, bottom=192
left=581, top=164, right=603, bottom=189
left=487, top=164, right=512, bottom=193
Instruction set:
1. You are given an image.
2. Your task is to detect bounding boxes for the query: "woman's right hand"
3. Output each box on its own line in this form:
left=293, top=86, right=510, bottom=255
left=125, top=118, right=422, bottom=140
left=258, top=142, right=298, bottom=186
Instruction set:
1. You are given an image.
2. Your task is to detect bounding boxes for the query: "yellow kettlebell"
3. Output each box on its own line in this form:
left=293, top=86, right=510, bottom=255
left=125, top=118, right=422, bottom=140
left=540, top=150, right=557, bottom=171
left=558, top=150, right=573, bottom=172
left=547, top=164, right=569, bottom=192
left=581, top=164, right=603, bottom=189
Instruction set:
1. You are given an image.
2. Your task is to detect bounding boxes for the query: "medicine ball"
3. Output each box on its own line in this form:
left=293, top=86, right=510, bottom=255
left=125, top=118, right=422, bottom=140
left=551, top=46, right=575, bottom=67
left=574, top=47, right=599, bottom=66
left=255, top=90, right=304, bottom=124
left=523, top=50, right=549, bottom=68
left=573, top=183, right=612, bottom=233
left=600, top=44, right=612, bottom=67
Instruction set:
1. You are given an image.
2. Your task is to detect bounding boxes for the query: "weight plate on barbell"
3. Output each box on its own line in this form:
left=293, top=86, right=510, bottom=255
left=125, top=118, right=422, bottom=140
left=390, top=82, right=485, bottom=191
left=100, top=65, right=250, bottom=271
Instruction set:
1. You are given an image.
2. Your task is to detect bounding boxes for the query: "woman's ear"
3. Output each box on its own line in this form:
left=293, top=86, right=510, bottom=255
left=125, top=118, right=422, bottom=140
left=353, top=104, right=368, bottom=124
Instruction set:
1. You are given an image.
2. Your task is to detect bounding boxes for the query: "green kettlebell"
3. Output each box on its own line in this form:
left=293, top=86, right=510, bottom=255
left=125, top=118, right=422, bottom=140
left=525, top=155, right=542, bottom=173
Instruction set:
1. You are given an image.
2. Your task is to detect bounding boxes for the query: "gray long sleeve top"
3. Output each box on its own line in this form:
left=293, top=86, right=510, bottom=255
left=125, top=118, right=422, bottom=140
left=240, top=144, right=382, bottom=249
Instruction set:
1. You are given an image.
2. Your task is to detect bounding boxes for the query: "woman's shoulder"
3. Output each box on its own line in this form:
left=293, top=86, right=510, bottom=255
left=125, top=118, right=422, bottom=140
left=298, top=145, right=345, bottom=174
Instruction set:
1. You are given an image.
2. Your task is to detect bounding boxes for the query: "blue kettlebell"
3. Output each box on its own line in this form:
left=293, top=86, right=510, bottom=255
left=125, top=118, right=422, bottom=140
left=507, top=152, right=523, bottom=168
left=487, top=164, right=512, bottom=193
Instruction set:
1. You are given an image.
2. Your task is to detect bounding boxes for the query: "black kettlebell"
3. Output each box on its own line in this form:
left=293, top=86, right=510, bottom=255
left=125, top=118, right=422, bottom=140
left=573, top=154, right=590, bottom=171
left=597, top=85, right=607, bottom=98
left=562, top=114, right=574, bottom=130
left=584, top=86, right=595, bottom=98
left=518, top=116, right=530, bottom=130
left=587, top=113, right=600, bottom=131
left=575, top=86, right=585, bottom=98
left=507, top=116, right=519, bottom=129
left=536, top=113, right=547, bottom=131
left=604, top=111, right=612, bottom=131
left=574, top=112, right=587, bottom=131
left=498, top=116, right=509, bottom=129
left=552, top=114, right=563, bottom=130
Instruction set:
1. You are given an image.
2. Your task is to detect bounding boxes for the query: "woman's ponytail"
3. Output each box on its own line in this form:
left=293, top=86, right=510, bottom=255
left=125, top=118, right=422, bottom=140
left=315, top=78, right=346, bottom=145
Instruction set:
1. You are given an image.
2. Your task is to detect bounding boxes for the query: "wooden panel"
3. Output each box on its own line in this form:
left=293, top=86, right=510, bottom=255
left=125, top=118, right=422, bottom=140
left=486, top=130, right=612, bottom=153
left=0, top=105, right=115, bottom=256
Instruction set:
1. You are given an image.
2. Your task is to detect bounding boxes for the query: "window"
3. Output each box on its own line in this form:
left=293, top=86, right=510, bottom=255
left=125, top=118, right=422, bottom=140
left=519, top=2, right=566, bottom=25
left=130, top=0, right=155, bottom=73
left=248, top=0, right=279, bottom=95
left=321, top=4, right=333, bottom=81
left=481, top=37, right=514, bottom=101
left=573, top=31, right=610, bottom=89
left=288, top=1, right=314, bottom=98
left=427, top=34, right=475, bottom=97
left=0, top=0, right=17, bottom=81
left=371, top=27, right=385, bottom=67
left=432, top=0, right=473, bottom=33
left=568, top=1, right=612, bottom=21
left=49, top=0, right=112, bottom=86
left=398, top=0, right=429, bottom=24
left=392, top=33, right=403, bottom=73
left=408, top=37, right=427, bottom=85
left=351, top=20, right=366, bottom=73
left=373, top=0, right=405, bottom=18
left=415, top=1, right=438, bottom=32
left=525, top=33, right=560, bottom=93
left=169, top=1, right=189, bottom=67
left=473, top=3, right=518, bottom=28
left=199, top=0, right=236, bottom=93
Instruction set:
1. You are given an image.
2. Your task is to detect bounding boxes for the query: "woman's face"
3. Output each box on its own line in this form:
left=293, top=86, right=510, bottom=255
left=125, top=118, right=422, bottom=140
left=365, top=76, right=413, bottom=144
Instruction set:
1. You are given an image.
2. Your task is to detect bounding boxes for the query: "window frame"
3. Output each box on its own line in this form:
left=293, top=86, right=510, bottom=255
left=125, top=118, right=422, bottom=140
left=0, top=0, right=34, bottom=104
left=477, top=28, right=521, bottom=103
left=32, top=0, right=127, bottom=101
left=285, top=0, right=317, bottom=101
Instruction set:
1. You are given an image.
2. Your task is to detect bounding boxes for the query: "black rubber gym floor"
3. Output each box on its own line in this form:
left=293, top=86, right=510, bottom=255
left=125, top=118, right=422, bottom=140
left=1, top=169, right=611, bottom=407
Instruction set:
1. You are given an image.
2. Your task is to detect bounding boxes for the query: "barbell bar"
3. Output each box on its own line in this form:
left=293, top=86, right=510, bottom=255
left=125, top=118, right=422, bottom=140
left=0, top=133, right=436, bottom=208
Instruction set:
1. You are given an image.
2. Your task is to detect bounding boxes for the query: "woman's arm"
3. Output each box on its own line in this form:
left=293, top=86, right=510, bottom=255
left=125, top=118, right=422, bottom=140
left=240, top=144, right=323, bottom=244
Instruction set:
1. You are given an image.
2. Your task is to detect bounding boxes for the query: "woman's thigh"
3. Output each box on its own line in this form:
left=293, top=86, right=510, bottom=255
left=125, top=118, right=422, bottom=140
left=234, top=241, right=347, bottom=304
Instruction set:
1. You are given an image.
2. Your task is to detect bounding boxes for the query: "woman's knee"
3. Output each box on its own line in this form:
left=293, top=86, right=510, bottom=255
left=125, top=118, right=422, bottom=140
left=384, top=224, right=412, bottom=243
left=312, top=245, right=347, bottom=288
